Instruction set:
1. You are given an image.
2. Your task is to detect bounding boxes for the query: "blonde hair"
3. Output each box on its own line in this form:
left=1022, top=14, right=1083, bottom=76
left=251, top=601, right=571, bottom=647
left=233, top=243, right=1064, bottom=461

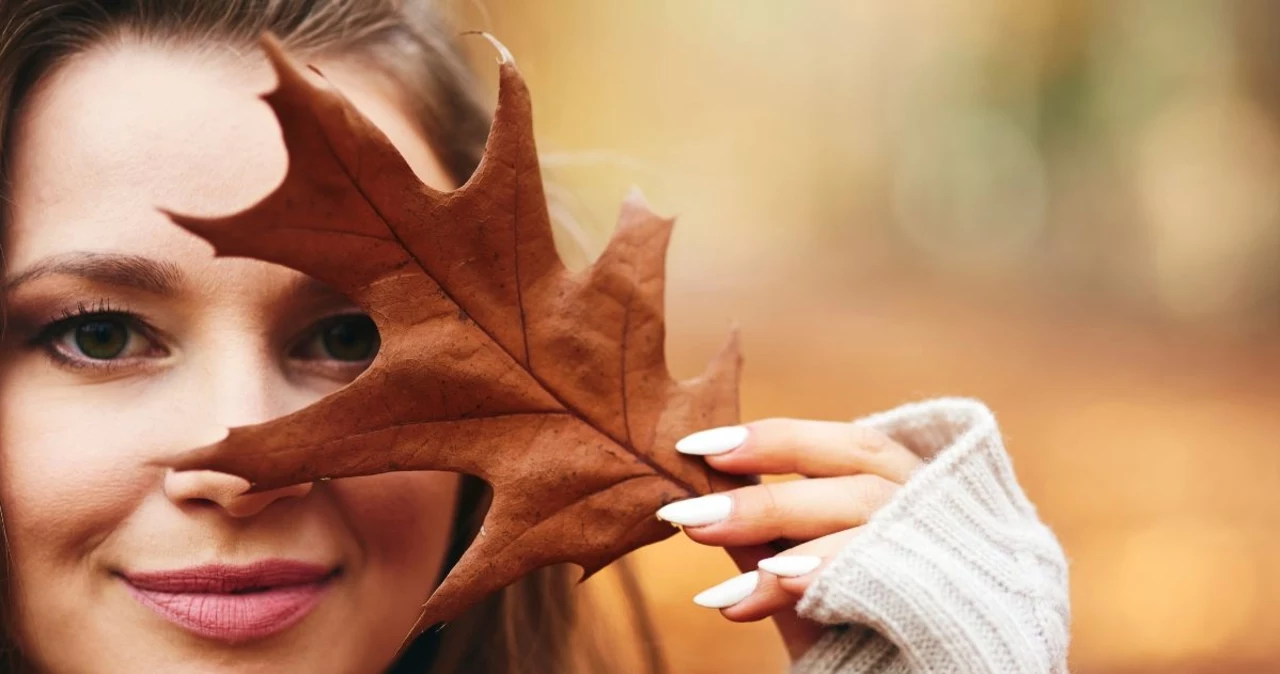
left=0, top=1, right=663, bottom=672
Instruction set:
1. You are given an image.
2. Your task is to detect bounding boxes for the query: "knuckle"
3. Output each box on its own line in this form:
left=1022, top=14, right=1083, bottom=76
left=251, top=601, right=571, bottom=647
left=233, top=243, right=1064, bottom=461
left=841, top=474, right=898, bottom=514
left=740, top=484, right=787, bottom=528
left=757, top=484, right=785, bottom=522
left=845, top=424, right=895, bottom=455
left=864, top=475, right=900, bottom=507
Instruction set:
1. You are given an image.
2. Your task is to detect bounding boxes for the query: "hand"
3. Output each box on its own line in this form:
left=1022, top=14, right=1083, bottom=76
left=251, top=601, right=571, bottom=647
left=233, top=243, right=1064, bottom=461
left=657, top=418, right=924, bottom=660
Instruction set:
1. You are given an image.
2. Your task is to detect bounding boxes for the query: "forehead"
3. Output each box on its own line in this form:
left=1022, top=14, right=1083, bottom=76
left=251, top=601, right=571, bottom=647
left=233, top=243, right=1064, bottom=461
left=9, top=45, right=282, bottom=243
left=4, top=41, right=450, bottom=269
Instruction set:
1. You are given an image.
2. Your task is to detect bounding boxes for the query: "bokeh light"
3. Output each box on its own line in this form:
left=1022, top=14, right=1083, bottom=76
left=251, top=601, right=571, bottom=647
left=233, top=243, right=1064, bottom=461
left=453, top=1, right=1280, bottom=671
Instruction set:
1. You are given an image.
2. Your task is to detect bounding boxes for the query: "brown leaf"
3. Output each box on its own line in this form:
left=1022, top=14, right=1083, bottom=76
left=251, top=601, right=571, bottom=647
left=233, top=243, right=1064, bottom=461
left=160, top=35, right=746, bottom=637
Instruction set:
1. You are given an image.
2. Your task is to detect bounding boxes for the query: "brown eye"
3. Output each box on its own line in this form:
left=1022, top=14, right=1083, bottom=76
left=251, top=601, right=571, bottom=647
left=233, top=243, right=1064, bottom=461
left=322, top=315, right=379, bottom=361
left=295, top=314, right=380, bottom=363
left=38, top=310, right=165, bottom=372
left=73, top=318, right=130, bottom=359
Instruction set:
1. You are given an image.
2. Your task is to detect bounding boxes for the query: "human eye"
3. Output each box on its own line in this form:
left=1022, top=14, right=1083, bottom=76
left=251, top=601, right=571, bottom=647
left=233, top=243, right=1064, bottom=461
left=31, top=301, right=168, bottom=373
left=288, top=313, right=380, bottom=378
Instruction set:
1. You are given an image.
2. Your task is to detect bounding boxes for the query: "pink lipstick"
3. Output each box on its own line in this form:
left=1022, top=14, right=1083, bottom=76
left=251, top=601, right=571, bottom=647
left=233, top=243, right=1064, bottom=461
left=121, top=560, right=337, bottom=643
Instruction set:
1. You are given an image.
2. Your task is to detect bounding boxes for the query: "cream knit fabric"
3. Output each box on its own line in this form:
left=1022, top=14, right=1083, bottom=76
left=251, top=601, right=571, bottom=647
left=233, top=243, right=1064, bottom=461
left=790, top=399, right=1070, bottom=674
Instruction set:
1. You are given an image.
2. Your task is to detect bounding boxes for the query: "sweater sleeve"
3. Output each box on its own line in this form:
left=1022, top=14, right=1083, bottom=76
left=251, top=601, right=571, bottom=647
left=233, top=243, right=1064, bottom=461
left=790, top=399, right=1070, bottom=674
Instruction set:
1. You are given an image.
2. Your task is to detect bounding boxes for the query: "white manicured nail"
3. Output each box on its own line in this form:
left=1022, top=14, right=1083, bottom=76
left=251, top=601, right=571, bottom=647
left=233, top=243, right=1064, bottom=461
left=693, top=571, right=759, bottom=608
left=656, top=494, right=733, bottom=527
left=676, top=426, right=749, bottom=455
left=758, top=555, right=823, bottom=578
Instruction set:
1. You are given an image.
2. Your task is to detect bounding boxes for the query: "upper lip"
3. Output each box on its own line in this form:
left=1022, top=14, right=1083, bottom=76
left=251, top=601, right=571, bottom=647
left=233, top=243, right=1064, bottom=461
left=121, top=560, right=338, bottom=594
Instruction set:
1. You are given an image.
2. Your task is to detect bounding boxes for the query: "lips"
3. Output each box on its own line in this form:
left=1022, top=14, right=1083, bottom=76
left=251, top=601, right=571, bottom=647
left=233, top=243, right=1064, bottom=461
left=121, top=560, right=338, bottom=643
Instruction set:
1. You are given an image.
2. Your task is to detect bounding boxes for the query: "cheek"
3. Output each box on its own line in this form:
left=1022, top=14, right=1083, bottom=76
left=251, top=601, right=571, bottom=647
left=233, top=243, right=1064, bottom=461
left=0, top=381, right=162, bottom=563
left=331, top=471, right=463, bottom=587
left=0, top=362, right=228, bottom=521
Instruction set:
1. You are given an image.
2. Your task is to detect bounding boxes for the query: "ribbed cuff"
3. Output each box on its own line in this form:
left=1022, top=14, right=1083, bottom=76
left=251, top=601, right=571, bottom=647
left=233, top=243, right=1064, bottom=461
left=792, top=399, right=1070, bottom=674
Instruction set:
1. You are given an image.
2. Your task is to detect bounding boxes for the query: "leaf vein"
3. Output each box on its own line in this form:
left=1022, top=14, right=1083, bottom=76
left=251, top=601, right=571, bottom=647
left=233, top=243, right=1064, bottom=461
left=308, top=110, right=698, bottom=496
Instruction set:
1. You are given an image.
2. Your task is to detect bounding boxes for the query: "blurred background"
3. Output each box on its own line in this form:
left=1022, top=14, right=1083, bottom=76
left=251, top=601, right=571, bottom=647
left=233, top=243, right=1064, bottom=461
left=452, top=1, right=1280, bottom=672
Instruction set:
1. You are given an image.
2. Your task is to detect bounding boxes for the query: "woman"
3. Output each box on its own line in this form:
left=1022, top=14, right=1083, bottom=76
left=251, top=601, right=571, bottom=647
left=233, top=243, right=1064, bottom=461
left=0, top=1, right=1069, bottom=672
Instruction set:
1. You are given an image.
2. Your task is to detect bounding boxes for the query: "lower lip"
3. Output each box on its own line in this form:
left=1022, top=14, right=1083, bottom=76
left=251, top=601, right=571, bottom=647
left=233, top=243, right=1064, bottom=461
left=123, top=577, right=334, bottom=643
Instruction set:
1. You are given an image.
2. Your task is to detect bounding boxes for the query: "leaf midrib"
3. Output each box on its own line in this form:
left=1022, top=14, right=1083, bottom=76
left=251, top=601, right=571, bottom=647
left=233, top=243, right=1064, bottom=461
left=310, top=116, right=699, bottom=497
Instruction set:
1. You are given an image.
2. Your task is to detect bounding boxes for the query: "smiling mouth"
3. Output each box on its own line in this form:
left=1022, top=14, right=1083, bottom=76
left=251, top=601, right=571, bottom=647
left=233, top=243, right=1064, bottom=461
left=118, top=560, right=342, bottom=643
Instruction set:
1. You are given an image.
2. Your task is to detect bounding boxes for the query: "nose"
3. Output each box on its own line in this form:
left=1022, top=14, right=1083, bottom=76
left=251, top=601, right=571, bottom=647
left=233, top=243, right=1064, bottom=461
left=165, top=311, right=320, bottom=518
left=164, top=469, right=312, bottom=518
left=204, top=347, right=311, bottom=433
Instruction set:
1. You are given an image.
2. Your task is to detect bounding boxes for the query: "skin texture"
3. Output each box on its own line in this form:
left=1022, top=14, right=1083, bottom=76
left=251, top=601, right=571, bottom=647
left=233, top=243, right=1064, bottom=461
left=158, top=42, right=748, bottom=637
left=678, top=418, right=924, bottom=658
left=0, top=32, right=936, bottom=674
left=0, top=42, right=460, bottom=674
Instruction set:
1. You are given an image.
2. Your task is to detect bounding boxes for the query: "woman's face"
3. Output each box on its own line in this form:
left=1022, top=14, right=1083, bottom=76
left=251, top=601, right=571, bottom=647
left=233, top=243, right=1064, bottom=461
left=0, top=43, right=461, bottom=673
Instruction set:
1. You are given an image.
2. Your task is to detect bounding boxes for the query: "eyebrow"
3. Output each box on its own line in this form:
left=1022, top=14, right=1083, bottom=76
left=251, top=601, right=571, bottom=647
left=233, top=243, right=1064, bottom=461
left=3, top=252, right=185, bottom=296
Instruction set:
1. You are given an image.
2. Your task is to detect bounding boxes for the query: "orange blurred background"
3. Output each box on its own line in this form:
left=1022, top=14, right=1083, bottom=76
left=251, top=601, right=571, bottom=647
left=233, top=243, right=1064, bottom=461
left=453, top=2, right=1280, bottom=672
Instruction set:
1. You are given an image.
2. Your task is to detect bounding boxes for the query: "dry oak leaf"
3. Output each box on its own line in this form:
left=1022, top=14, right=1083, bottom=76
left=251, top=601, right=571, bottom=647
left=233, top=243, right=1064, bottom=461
left=160, top=35, right=747, bottom=638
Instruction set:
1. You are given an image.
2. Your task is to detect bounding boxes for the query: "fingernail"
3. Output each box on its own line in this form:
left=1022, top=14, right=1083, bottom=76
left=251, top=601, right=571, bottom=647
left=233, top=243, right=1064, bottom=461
left=656, top=494, right=733, bottom=527
left=675, top=426, right=749, bottom=455
left=758, top=555, right=823, bottom=578
left=693, top=571, right=759, bottom=608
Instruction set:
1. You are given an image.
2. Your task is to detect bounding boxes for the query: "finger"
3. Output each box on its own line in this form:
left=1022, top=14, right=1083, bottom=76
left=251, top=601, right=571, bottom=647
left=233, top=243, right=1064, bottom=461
left=719, top=529, right=859, bottom=622
left=693, top=569, right=824, bottom=659
left=659, top=475, right=897, bottom=547
left=725, top=543, right=773, bottom=576
left=677, top=419, right=922, bottom=483
left=758, top=528, right=860, bottom=597
left=723, top=545, right=821, bottom=658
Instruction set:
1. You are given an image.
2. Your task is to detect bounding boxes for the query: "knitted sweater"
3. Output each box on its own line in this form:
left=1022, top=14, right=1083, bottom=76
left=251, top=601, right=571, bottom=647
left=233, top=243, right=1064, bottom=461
left=790, top=399, right=1071, bottom=674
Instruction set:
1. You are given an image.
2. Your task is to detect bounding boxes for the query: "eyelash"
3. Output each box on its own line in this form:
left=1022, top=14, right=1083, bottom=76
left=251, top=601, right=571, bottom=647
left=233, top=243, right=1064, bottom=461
left=27, top=301, right=378, bottom=377
left=28, top=299, right=164, bottom=373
